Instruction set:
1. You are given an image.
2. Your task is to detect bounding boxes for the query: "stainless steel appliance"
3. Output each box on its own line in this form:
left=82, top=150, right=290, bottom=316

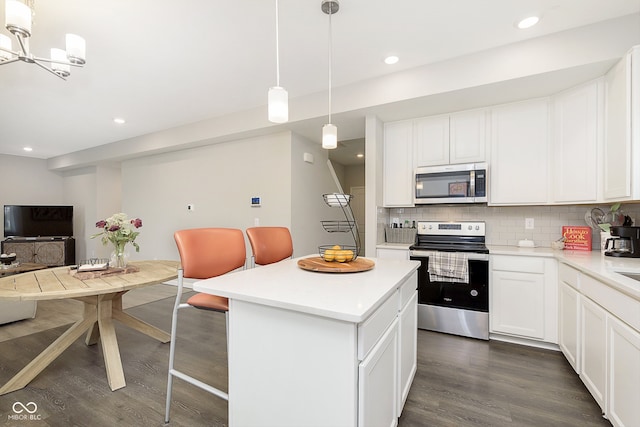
left=414, top=163, right=487, bottom=204
left=410, top=221, right=489, bottom=340
left=605, top=226, right=640, bottom=258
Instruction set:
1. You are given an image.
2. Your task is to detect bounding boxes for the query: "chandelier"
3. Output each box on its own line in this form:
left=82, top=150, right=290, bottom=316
left=0, top=0, right=86, bottom=80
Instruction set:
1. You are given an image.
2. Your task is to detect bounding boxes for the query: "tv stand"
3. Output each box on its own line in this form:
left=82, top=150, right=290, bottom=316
left=1, top=237, right=75, bottom=267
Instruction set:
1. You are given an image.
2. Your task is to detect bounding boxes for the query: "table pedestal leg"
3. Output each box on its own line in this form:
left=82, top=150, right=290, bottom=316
left=96, top=294, right=126, bottom=391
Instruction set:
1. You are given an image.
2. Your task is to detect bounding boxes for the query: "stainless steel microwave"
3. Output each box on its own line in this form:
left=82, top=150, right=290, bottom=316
left=414, top=162, right=487, bottom=204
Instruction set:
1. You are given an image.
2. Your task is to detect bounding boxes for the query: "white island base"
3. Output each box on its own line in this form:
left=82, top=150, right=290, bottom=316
left=194, top=257, right=419, bottom=427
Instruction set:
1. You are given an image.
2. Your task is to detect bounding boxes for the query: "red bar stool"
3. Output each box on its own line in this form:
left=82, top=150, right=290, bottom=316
left=165, top=228, right=246, bottom=423
left=246, top=226, right=293, bottom=267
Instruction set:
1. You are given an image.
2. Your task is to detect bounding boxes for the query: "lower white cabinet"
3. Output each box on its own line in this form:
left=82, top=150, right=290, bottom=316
left=557, top=262, right=640, bottom=426
left=377, top=247, right=410, bottom=260
left=608, top=315, right=640, bottom=427
left=558, top=280, right=580, bottom=372
left=580, top=296, right=607, bottom=410
left=397, top=291, right=417, bottom=414
left=490, top=255, right=557, bottom=343
left=359, top=319, right=399, bottom=427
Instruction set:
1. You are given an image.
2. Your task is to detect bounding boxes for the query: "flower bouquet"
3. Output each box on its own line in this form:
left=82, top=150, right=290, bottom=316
left=92, top=213, right=142, bottom=268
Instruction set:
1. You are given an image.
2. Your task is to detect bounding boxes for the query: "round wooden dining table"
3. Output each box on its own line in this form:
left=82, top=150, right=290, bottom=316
left=0, top=260, right=179, bottom=395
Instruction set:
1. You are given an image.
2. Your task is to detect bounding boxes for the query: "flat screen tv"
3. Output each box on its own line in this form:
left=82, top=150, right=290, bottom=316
left=3, top=205, right=74, bottom=238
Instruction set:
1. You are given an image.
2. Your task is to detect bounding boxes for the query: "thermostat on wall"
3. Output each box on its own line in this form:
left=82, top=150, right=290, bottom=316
left=251, top=197, right=261, bottom=207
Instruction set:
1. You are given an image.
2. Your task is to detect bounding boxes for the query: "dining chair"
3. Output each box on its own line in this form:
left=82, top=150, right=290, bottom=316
left=246, top=226, right=294, bottom=267
left=165, top=227, right=246, bottom=423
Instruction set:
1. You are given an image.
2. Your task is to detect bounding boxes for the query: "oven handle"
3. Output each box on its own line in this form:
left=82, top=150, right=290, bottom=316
left=410, top=250, right=489, bottom=261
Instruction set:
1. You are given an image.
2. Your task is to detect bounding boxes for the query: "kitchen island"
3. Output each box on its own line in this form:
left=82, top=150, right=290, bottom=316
left=194, top=256, right=419, bottom=427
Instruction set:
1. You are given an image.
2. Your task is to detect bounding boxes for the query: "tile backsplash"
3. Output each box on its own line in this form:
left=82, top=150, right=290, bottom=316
left=378, top=203, right=640, bottom=249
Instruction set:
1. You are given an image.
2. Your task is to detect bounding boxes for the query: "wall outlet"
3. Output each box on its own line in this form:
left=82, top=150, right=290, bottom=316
left=525, top=218, right=534, bottom=229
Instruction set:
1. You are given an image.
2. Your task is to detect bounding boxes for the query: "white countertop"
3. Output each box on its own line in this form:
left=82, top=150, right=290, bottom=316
left=193, top=256, right=420, bottom=323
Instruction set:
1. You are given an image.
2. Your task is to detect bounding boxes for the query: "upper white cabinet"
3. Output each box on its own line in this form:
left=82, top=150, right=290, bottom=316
left=552, top=80, right=602, bottom=203
left=489, top=98, right=550, bottom=205
left=603, top=45, right=640, bottom=201
left=383, top=120, right=414, bottom=207
left=414, top=109, right=487, bottom=167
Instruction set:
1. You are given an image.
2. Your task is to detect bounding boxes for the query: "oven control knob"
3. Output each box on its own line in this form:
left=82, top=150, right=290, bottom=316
left=470, top=289, right=479, bottom=297
left=475, top=225, right=480, bottom=230
left=468, top=225, right=472, bottom=230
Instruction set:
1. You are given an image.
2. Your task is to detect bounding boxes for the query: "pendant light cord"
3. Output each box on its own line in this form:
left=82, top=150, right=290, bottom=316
left=275, top=0, right=281, bottom=87
left=328, top=6, right=333, bottom=124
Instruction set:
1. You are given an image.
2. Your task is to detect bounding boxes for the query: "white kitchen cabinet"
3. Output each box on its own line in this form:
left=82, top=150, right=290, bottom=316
left=552, top=80, right=601, bottom=203
left=414, top=109, right=487, bottom=167
left=603, top=45, right=640, bottom=201
left=607, top=315, right=640, bottom=427
left=359, top=318, right=398, bottom=427
left=383, top=120, right=414, bottom=207
left=397, top=286, right=417, bottom=414
left=414, top=114, right=449, bottom=166
left=490, top=255, right=557, bottom=344
left=377, top=247, right=410, bottom=260
left=489, top=98, right=550, bottom=205
left=449, top=109, right=488, bottom=164
left=558, top=264, right=581, bottom=373
left=580, top=295, right=607, bottom=411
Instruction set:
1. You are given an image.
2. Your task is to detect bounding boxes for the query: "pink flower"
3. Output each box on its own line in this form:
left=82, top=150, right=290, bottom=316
left=131, top=218, right=143, bottom=228
left=96, top=220, right=107, bottom=228
left=108, top=225, right=121, bottom=232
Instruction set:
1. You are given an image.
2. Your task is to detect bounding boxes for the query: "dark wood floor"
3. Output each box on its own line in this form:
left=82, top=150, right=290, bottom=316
left=0, top=294, right=610, bottom=427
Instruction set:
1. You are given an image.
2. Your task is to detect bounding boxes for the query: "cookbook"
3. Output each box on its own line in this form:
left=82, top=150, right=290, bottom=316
left=562, top=226, right=592, bottom=251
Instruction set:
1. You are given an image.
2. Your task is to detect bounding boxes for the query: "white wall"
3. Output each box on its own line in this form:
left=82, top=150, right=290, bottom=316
left=120, top=133, right=293, bottom=262
left=0, top=155, right=65, bottom=204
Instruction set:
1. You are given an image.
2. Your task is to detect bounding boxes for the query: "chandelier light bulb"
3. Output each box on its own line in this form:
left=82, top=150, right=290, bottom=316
left=0, top=34, right=11, bottom=60
left=5, top=0, right=31, bottom=37
left=268, top=86, right=288, bottom=123
left=66, top=34, right=86, bottom=65
left=322, top=123, right=337, bottom=149
left=50, top=48, right=70, bottom=77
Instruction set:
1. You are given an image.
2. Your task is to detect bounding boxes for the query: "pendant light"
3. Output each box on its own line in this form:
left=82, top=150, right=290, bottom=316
left=268, top=0, right=288, bottom=123
left=321, top=0, right=338, bottom=149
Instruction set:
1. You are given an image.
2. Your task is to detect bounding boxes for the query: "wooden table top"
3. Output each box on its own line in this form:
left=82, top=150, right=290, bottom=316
left=0, top=260, right=179, bottom=301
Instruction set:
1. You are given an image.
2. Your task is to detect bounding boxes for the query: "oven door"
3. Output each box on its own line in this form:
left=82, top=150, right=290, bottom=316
left=410, top=251, right=489, bottom=312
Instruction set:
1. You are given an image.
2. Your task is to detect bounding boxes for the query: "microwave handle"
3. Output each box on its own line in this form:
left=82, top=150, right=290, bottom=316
left=469, top=170, right=475, bottom=196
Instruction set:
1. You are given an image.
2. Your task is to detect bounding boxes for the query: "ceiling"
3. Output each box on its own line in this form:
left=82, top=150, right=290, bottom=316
left=0, top=0, right=639, bottom=162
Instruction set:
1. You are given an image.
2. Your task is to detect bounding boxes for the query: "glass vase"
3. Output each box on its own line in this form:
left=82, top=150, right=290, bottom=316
left=111, top=242, right=129, bottom=269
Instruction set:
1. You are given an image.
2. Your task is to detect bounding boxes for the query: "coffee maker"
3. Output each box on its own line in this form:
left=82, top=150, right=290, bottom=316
left=605, top=226, right=640, bottom=258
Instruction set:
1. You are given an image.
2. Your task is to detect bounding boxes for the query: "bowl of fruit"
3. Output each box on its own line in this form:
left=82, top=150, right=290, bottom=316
left=318, top=245, right=358, bottom=262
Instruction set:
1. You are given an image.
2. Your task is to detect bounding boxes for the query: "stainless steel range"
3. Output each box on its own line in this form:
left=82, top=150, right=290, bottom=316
left=409, top=221, right=489, bottom=340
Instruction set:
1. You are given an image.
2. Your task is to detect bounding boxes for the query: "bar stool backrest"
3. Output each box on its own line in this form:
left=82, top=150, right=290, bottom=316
left=246, top=226, right=293, bottom=266
left=174, top=228, right=246, bottom=279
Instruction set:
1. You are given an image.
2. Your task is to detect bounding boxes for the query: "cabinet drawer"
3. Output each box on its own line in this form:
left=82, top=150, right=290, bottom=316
left=358, top=292, right=398, bottom=360
left=398, top=271, right=417, bottom=310
left=559, top=263, right=579, bottom=290
left=492, top=255, right=544, bottom=273
left=581, top=273, right=640, bottom=332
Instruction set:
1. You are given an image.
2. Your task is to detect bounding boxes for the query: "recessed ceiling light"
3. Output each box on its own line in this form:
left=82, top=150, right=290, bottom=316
left=517, top=16, right=540, bottom=29
left=113, top=118, right=126, bottom=124
left=384, top=56, right=399, bottom=65
left=356, top=153, right=364, bottom=158
left=23, top=147, right=33, bottom=152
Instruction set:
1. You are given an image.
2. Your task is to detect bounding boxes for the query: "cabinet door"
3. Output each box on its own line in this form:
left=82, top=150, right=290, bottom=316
left=377, top=248, right=409, bottom=260
left=2, top=241, right=35, bottom=263
left=34, top=241, right=65, bottom=266
left=384, top=121, right=414, bottom=206
left=489, top=99, right=550, bottom=205
left=553, top=81, right=599, bottom=203
left=397, top=291, right=417, bottom=415
left=414, top=115, right=449, bottom=167
left=558, top=281, right=580, bottom=373
left=580, top=296, right=607, bottom=411
left=607, top=316, right=640, bottom=427
left=449, top=109, right=486, bottom=164
left=603, top=54, right=631, bottom=200
left=490, top=270, right=544, bottom=339
left=359, top=319, right=398, bottom=427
